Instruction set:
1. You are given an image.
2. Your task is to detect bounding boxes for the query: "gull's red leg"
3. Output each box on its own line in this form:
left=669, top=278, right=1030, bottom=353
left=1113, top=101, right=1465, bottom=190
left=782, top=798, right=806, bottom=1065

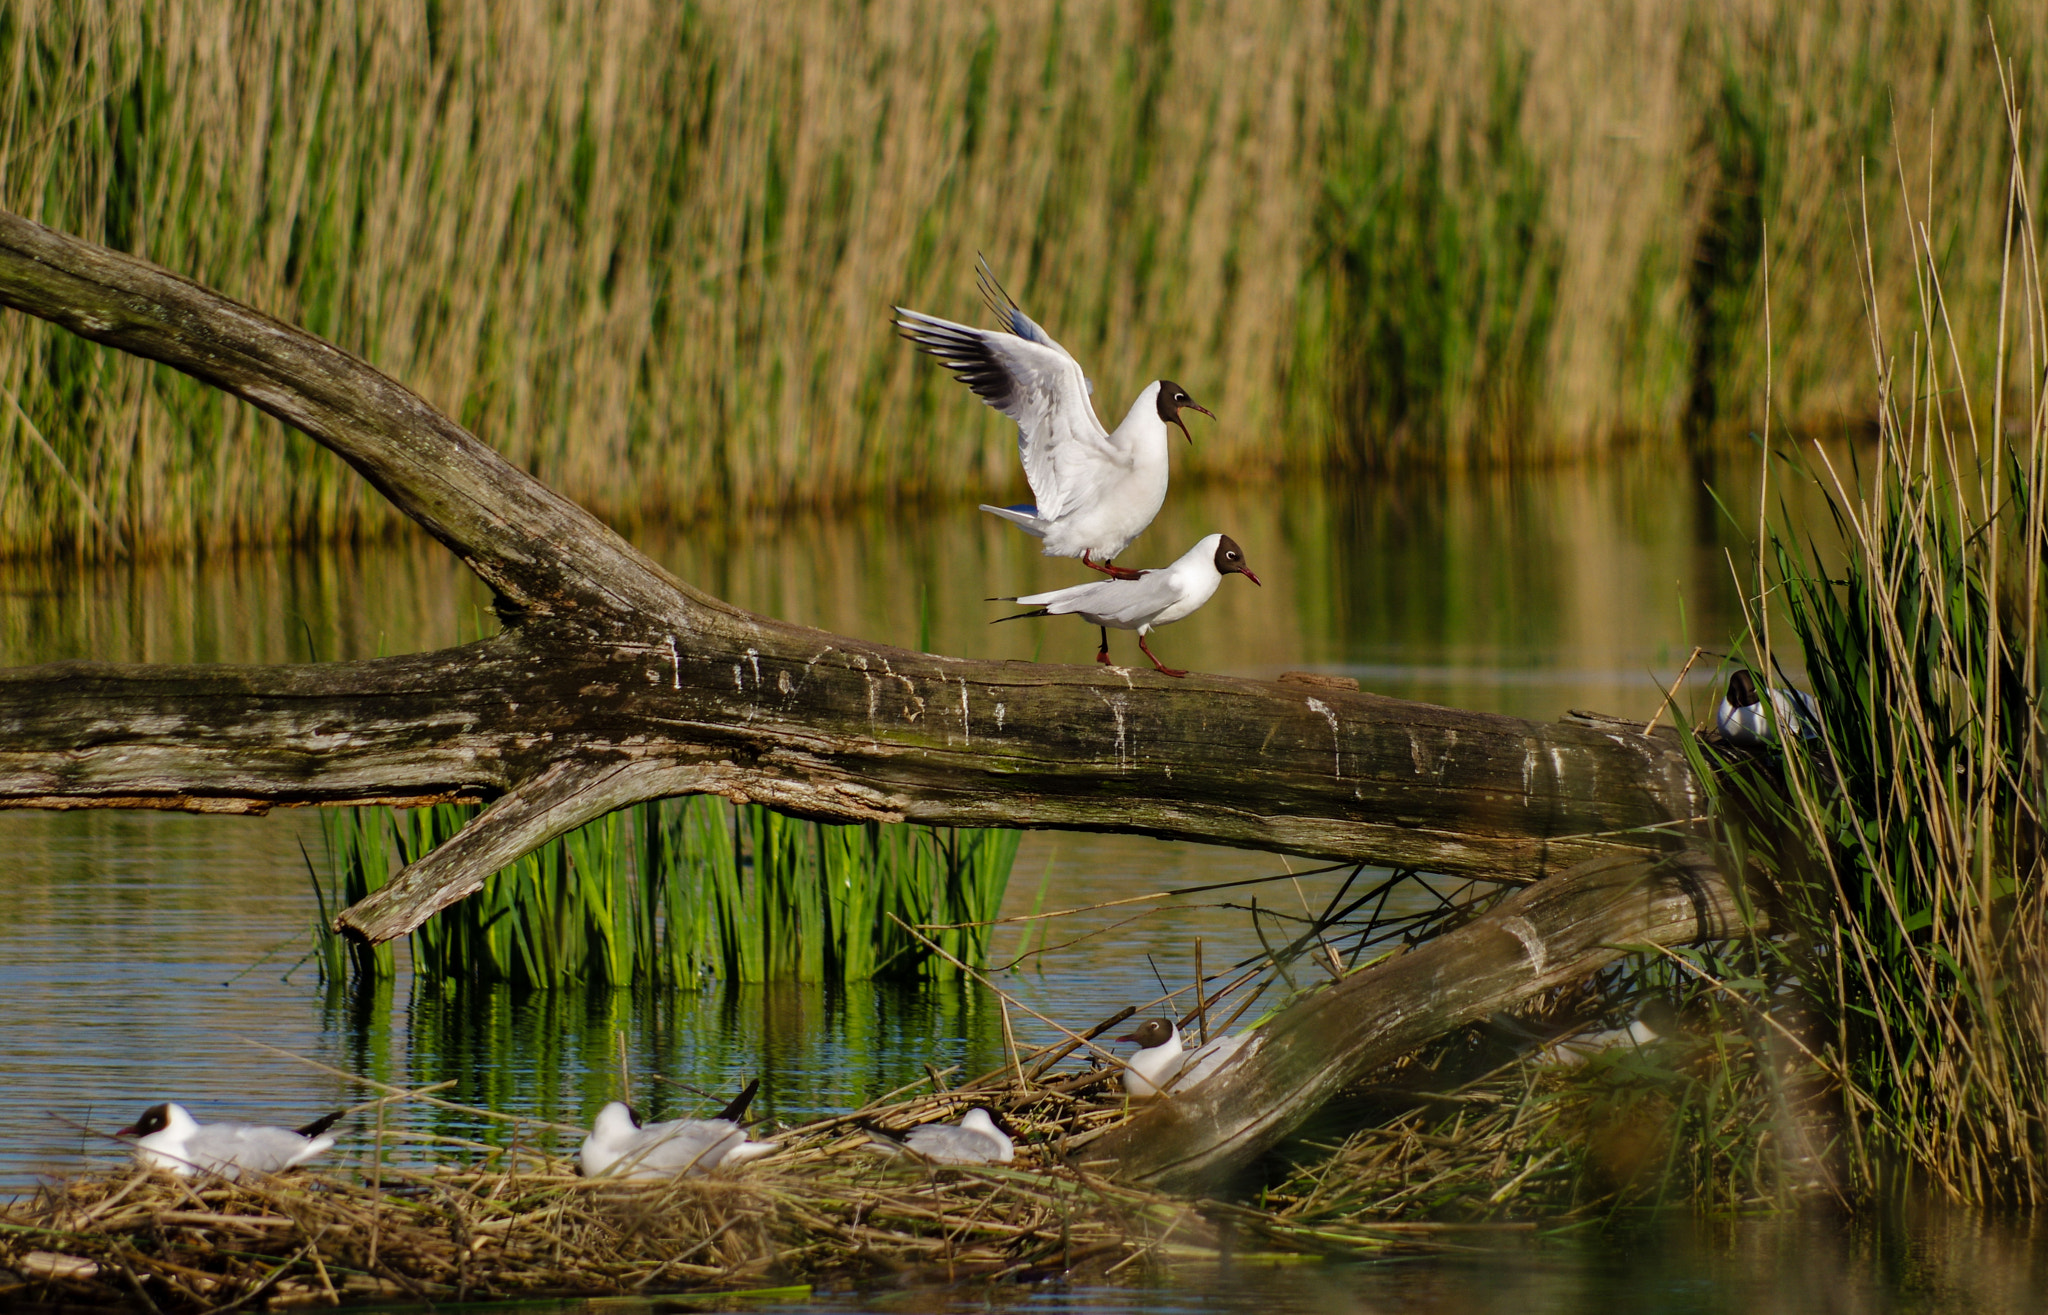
left=1082, top=551, right=1145, bottom=581
left=1137, top=633, right=1186, bottom=678
left=1096, top=627, right=1112, bottom=664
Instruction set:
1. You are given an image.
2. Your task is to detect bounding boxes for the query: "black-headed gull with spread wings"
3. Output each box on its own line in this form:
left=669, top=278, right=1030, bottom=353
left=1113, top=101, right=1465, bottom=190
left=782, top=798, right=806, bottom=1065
left=897, top=264, right=1212, bottom=580
left=116, top=1101, right=343, bottom=1178
left=991, top=533, right=1260, bottom=677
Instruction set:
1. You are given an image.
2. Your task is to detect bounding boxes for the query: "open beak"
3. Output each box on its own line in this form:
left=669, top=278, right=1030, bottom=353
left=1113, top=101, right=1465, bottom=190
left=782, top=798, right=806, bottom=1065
left=1174, top=402, right=1216, bottom=444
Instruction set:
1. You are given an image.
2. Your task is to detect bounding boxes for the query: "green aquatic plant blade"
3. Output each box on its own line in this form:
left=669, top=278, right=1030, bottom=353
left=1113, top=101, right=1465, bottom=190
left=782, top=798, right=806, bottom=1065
left=320, top=796, right=1018, bottom=988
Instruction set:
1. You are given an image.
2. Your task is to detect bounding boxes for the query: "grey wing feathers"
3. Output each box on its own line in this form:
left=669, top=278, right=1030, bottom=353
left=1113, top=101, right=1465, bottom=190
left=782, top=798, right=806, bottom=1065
left=191, top=1124, right=333, bottom=1174
left=902, top=1124, right=1000, bottom=1164
left=977, top=259, right=1056, bottom=351
left=620, top=1121, right=742, bottom=1176
left=896, top=287, right=1104, bottom=526
left=896, top=309, right=1038, bottom=417
left=1015, top=575, right=1173, bottom=628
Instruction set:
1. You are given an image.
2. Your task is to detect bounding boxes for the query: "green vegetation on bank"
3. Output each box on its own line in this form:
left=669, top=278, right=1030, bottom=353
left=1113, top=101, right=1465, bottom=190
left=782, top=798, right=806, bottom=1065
left=1697, top=73, right=2048, bottom=1202
left=3, top=3, right=2045, bottom=554
left=314, top=798, right=1018, bottom=988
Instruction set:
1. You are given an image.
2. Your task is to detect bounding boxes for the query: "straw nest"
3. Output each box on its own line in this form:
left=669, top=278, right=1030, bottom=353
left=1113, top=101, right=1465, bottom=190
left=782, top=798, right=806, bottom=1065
left=0, top=1064, right=1498, bottom=1314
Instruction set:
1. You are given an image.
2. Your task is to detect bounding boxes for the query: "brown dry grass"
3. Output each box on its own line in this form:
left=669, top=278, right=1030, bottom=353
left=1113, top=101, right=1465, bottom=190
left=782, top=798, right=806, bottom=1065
left=3, top=3, right=2047, bottom=555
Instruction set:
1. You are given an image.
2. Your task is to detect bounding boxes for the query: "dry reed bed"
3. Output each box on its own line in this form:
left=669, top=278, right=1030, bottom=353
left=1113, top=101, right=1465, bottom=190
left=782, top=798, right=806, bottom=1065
left=0, top=1081, right=1469, bottom=1312
left=0, top=1005, right=1823, bottom=1311
left=5, top=2, right=2046, bottom=554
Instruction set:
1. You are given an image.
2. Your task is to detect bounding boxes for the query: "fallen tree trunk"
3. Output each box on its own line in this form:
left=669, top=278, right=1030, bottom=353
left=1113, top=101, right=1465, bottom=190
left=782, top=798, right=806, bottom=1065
left=0, top=208, right=1750, bottom=1178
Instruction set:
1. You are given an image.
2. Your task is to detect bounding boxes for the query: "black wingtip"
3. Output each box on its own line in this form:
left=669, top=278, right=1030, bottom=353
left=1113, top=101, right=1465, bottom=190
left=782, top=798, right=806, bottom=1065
left=714, top=1078, right=761, bottom=1124
left=295, top=1111, right=346, bottom=1139
left=977, top=256, right=1025, bottom=327
left=989, top=607, right=1050, bottom=625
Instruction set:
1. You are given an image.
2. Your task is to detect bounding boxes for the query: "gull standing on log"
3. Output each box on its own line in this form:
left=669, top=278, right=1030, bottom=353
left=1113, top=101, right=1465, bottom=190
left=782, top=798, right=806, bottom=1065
left=896, top=264, right=1213, bottom=579
left=991, top=533, right=1260, bottom=677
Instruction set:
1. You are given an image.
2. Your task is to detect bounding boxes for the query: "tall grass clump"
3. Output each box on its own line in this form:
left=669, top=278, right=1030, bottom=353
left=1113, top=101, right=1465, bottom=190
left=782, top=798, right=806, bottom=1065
left=7, top=4, right=2048, bottom=555
left=1708, top=67, right=2048, bottom=1202
left=316, top=797, right=1018, bottom=989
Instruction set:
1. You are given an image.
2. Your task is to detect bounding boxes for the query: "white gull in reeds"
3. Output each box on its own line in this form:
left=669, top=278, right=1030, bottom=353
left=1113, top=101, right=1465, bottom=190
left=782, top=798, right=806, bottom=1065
left=1714, top=668, right=1820, bottom=748
left=1116, top=1018, right=1188, bottom=1097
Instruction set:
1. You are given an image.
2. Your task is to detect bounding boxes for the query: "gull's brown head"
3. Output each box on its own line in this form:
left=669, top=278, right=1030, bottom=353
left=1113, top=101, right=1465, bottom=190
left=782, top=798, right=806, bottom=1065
left=117, top=1103, right=172, bottom=1138
left=1117, top=1018, right=1177, bottom=1049
left=1214, top=534, right=1261, bottom=587
left=1154, top=380, right=1214, bottom=443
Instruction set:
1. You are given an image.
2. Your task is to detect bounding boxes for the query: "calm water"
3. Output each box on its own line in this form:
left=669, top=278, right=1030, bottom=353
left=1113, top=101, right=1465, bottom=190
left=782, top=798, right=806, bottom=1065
left=8, top=456, right=2012, bottom=1312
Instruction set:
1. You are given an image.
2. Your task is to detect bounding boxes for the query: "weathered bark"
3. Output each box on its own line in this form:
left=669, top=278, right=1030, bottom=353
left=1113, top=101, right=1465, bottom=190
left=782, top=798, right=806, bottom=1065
left=0, top=209, right=1751, bottom=1180
left=1078, top=850, right=1750, bottom=1190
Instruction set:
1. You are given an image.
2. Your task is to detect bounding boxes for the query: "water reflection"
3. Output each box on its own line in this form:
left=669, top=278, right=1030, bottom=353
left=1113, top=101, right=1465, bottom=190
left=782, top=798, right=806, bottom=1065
left=642, top=453, right=1785, bottom=721
left=0, top=456, right=1833, bottom=1193
left=332, top=1212, right=2048, bottom=1314
left=1, top=447, right=1828, bottom=719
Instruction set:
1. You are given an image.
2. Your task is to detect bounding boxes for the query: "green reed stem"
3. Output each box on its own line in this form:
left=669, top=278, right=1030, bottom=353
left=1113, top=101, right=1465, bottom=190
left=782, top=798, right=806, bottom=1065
left=315, top=797, right=1019, bottom=989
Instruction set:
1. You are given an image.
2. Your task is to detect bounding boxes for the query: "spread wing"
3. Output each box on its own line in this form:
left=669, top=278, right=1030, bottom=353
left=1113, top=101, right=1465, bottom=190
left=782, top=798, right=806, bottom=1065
left=897, top=279, right=1111, bottom=525
left=975, top=259, right=1092, bottom=397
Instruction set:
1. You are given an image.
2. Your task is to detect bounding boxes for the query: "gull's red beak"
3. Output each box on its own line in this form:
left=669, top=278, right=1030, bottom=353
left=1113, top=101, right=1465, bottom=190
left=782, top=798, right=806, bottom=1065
left=1241, top=568, right=1262, bottom=587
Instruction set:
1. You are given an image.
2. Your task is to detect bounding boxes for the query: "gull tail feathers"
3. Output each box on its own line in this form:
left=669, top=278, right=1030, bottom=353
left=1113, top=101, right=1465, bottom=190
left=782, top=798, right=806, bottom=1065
left=294, top=1111, right=345, bottom=1139
left=714, top=1078, right=761, bottom=1124
left=979, top=503, right=1048, bottom=537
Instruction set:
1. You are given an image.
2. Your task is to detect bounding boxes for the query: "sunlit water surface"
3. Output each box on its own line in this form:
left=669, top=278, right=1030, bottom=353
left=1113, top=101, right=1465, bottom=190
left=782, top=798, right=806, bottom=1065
left=7, top=457, right=2011, bottom=1311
